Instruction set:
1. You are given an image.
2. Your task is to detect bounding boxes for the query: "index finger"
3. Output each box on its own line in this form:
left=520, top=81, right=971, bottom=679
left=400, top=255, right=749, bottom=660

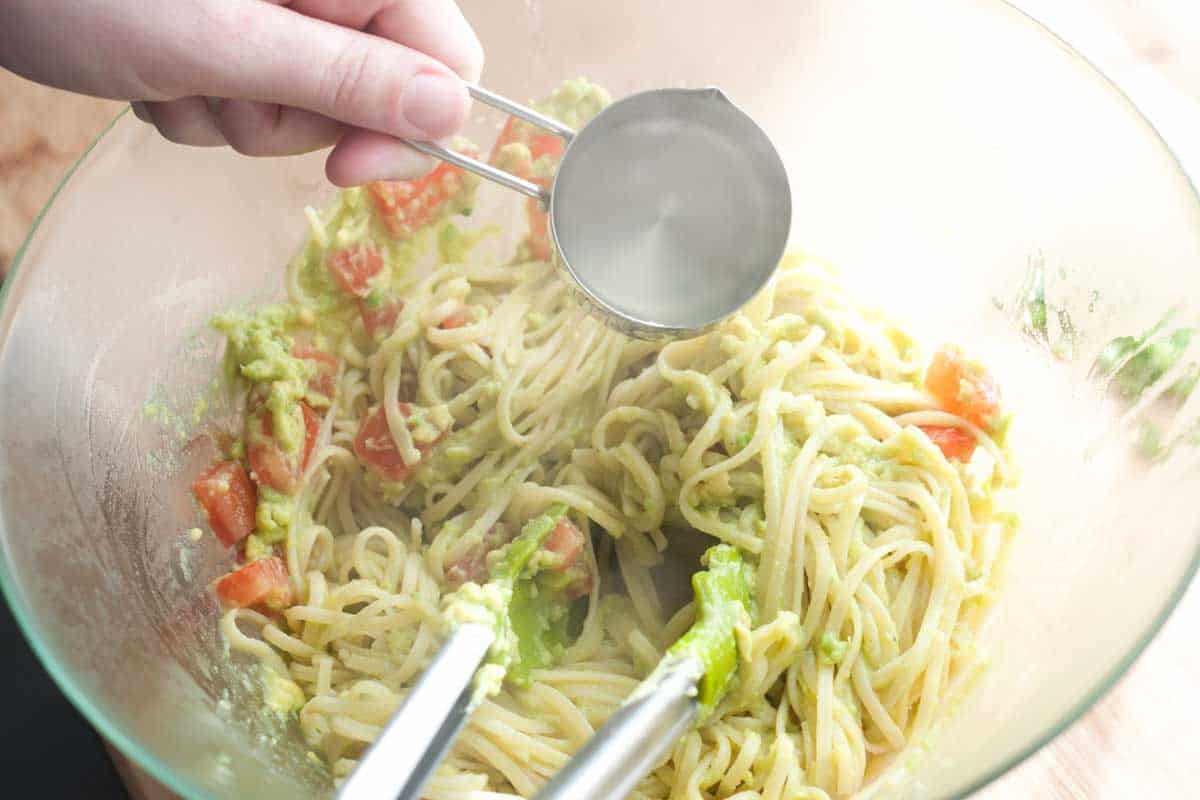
left=286, top=0, right=484, bottom=82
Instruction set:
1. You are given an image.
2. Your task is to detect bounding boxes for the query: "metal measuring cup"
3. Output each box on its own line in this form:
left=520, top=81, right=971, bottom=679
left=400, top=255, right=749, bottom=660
left=409, top=84, right=792, bottom=339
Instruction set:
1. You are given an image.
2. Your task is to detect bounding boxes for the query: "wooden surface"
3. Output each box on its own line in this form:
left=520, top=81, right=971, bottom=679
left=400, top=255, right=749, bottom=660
left=3, top=5, right=1198, bottom=795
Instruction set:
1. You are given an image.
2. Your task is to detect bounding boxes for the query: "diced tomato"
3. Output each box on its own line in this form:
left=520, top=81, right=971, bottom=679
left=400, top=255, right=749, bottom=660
left=529, top=134, right=565, bottom=163
left=924, top=344, right=1002, bottom=431
left=445, top=523, right=515, bottom=588
left=325, top=242, right=382, bottom=297
left=544, top=518, right=586, bottom=568
left=439, top=307, right=475, bottom=329
left=301, top=401, right=320, bottom=470
left=562, top=570, right=594, bottom=601
left=359, top=295, right=403, bottom=339
left=490, top=119, right=563, bottom=164
left=353, top=403, right=448, bottom=482
left=489, top=119, right=560, bottom=262
left=367, top=146, right=477, bottom=239
left=294, top=344, right=338, bottom=400
left=919, top=425, right=977, bottom=462
left=525, top=198, right=554, bottom=262
left=247, top=439, right=295, bottom=494
left=247, top=410, right=296, bottom=494
left=489, top=117, right=524, bottom=161
left=214, top=557, right=293, bottom=610
left=246, top=400, right=319, bottom=494
left=192, top=461, right=257, bottom=547
left=544, top=517, right=592, bottom=599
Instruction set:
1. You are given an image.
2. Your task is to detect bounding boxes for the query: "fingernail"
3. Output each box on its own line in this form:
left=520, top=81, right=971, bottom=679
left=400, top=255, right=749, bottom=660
left=402, top=73, right=468, bottom=138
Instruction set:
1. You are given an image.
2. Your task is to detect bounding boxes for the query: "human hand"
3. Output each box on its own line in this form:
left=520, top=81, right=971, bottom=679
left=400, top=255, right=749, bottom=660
left=0, top=0, right=484, bottom=185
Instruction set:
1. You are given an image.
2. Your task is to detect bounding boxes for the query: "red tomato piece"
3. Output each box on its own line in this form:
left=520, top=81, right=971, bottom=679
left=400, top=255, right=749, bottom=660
left=543, top=517, right=592, bottom=599
left=528, top=134, right=565, bottom=163
left=525, top=198, right=554, bottom=262
left=367, top=148, right=476, bottom=239
left=439, top=307, right=475, bottom=329
left=543, top=518, right=586, bottom=568
left=246, top=401, right=319, bottom=494
left=353, top=403, right=448, bottom=482
left=192, top=461, right=257, bottom=547
left=924, top=344, right=1002, bottom=431
left=325, top=242, right=383, bottom=297
left=294, top=344, right=338, bottom=400
left=301, top=401, right=320, bottom=470
left=918, top=425, right=978, bottom=462
left=490, top=119, right=560, bottom=262
left=445, top=523, right=516, bottom=588
left=247, top=441, right=295, bottom=494
left=359, top=295, right=403, bottom=339
left=489, top=117, right=525, bottom=161
left=562, top=570, right=594, bottom=601
left=247, top=410, right=296, bottom=494
left=215, top=557, right=293, bottom=610
left=353, top=405, right=411, bottom=482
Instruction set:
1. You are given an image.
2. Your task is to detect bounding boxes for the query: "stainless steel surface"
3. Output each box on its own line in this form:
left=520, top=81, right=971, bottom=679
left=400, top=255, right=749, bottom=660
left=405, top=82, right=569, bottom=204
left=468, top=84, right=575, bottom=142
left=337, top=624, right=494, bottom=800
left=550, top=88, right=791, bottom=338
left=413, top=83, right=792, bottom=339
left=406, top=139, right=549, bottom=203
left=533, top=655, right=704, bottom=800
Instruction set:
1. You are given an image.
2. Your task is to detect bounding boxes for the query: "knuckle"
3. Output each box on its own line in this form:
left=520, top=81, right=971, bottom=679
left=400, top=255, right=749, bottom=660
left=321, top=40, right=378, bottom=121
left=217, top=103, right=278, bottom=156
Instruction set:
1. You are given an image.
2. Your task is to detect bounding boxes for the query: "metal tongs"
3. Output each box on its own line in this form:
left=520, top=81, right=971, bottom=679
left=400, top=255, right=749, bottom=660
left=338, top=505, right=570, bottom=800
left=533, top=544, right=752, bottom=799
left=399, top=82, right=791, bottom=339
left=339, top=536, right=751, bottom=800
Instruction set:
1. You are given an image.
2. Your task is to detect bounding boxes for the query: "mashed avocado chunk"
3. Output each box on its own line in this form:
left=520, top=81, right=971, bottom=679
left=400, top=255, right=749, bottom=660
left=534, top=78, right=612, bottom=131
left=667, top=544, right=754, bottom=714
left=212, top=306, right=312, bottom=455
left=440, top=505, right=575, bottom=696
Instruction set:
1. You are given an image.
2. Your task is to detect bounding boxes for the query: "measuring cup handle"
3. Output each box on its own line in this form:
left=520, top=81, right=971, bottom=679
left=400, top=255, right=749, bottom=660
left=403, top=83, right=575, bottom=206
left=405, top=139, right=550, bottom=204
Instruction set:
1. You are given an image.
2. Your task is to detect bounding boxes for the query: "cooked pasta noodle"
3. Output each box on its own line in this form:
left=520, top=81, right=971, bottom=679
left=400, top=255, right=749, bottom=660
left=205, top=81, right=1014, bottom=800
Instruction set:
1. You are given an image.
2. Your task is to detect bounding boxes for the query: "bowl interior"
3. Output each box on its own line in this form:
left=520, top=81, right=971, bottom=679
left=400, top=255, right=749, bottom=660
left=1, top=1, right=1198, bottom=798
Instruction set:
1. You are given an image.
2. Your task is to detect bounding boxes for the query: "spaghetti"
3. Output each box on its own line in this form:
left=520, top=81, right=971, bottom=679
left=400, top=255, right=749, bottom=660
left=201, top=81, right=1016, bottom=800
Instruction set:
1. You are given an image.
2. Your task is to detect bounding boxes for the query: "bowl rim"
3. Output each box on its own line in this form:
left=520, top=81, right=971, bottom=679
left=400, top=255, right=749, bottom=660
left=1, top=5, right=1198, bottom=799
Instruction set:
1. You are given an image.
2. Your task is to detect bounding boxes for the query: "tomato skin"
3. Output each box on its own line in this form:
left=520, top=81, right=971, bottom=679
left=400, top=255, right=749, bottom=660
left=359, top=295, right=403, bottom=339
left=215, top=557, right=293, bottom=610
left=528, top=134, right=564, bottom=163
left=919, top=425, right=978, bottom=462
left=924, top=344, right=1002, bottom=431
left=247, top=410, right=296, bottom=494
left=367, top=148, right=476, bottom=239
left=544, top=517, right=592, bottom=599
left=246, top=400, right=320, bottom=494
left=325, top=242, right=383, bottom=297
left=439, top=308, right=474, bottom=329
left=353, top=405, right=412, bottom=482
left=490, top=119, right=560, bottom=262
left=300, top=401, right=320, bottom=470
left=544, top=518, right=585, bottom=567
left=192, top=461, right=257, bottom=547
left=353, top=403, right=448, bottom=482
left=445, top=523, right=516, bottom=588
left=294, top=344, right=338, bottom=400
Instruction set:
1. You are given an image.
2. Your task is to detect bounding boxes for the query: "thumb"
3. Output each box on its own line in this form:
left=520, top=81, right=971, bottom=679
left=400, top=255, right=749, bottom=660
left=147, top=0, right=471, bottom=141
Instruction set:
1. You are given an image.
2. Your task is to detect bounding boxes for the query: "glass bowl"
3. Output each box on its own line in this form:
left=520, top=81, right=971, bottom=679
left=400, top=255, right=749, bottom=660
left=1, top=1, right=1197, bottom=798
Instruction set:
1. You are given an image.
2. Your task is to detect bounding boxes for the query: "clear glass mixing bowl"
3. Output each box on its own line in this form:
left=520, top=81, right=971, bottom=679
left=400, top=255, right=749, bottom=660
left=2, top=1, right=1198, bottom=798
